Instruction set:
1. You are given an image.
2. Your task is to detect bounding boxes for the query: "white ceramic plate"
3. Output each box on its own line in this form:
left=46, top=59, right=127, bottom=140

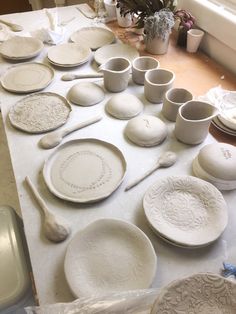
left=64, top=218, right=157, bottom=297
left=47, top=43, right=91, bottom=67
left=9, top=92, right=72, bottom=133
left=94, top=43, right=139, bottom=65
left=1, top=63, right=54, bottom=93
left=43, top=138, right=127, bottom=203
left=151, top=273, right=236, bottom=313
left=143, top=175, right=228, bottom=247
left=212, top=116, right=236, bottom=137
left=70, top=26, right=115, bottom=50
left=0, top=36, right=44, bottom=60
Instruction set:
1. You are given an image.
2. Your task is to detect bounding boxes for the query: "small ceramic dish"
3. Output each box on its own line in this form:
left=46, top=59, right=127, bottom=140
left=64, top=218, right=157, bottom=297
left=218, top=91, right=236, bottom=130
left=192, top=142, right=236, bottom=190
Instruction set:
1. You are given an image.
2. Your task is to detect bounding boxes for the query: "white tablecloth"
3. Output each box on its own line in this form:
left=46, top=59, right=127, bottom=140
left=1, top=5, right=236, bottom=305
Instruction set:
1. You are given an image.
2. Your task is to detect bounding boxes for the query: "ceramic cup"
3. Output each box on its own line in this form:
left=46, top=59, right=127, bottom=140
left=116, top=7, right=132, bottom=27
left=162, top=88, right=193, bottom=121
left=104, top=0, right=117, bottom=19
left=132, top=56, right=160, bottom=85
left=100, top=57, right=131, bottom=92
left=144, top=68, right=175, bottom=103
left=187, top=29, right=205, bottom=53
left=175, top=100, right=219, bottom=145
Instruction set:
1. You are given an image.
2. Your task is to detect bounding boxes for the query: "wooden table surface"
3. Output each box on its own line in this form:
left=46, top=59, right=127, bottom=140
left=108, top=21, right=236, bottom=146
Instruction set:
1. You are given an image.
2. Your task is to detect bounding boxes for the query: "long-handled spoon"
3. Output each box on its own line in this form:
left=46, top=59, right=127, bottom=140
left=125, top=151, right=177, bottom=191
left=25, top=176, right=70, bottom=243
left=0, top=19, right=23, bottom=32
left=61, top=73, right=103, bottom=81
left=39, top=115, right=103, bottom=149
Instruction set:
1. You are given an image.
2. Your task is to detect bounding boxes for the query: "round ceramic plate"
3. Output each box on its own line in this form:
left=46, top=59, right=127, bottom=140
left=47, top=43, right=91, bottom=67
left=151, top=273, right=236, bottom=313
left=64, top=218, right=157, bottom=297
left=43, top=138, right=127, bottom=203
left=212, top=116, right=236, bottom=136
left=70, top=26, right=115, bottom=50
left=94, top=43, right=139, bottom=65
left=0, top=36, right=44, bottom=60
left=143, top=175, right=228, bottom=247
left=1, top=63, right=54, bottom=93
left=9, top=92, right=72, bottom=133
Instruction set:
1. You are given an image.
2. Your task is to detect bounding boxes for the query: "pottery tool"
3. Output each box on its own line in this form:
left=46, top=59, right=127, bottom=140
left=125, top=151, right=177, bottom=191
left=25, top=176, right=71, bottom=243
left=0, top=19, right=23, bottom=32
left=61, top=73, right=103, bottom=81
left=39, top=115, right=103, bottom=149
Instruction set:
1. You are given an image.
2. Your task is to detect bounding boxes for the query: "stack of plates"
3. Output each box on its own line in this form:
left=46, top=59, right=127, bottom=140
left=143, top=175, right=228, bottom=248
left=212, top=116, right=236, bottom=137
left=151, top=273, right=236, bottom=313
left=47, top=43, right=91, bottom=67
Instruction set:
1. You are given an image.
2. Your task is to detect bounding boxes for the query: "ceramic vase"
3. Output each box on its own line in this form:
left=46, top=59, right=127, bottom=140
left=177, top=27, right=188, bottom=47
left=145, top=35, right=169, bottom=55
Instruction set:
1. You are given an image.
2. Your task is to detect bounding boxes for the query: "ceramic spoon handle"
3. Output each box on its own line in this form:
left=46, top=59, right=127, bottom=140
left=61, top=115, right=103, bottom=137
left=125, top=162, right=160, bottom=191
left=25, top=176, right=50, bottom=218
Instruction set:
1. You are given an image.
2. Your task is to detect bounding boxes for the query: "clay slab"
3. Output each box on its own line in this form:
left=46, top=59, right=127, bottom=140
left=9, top=92, right=72, bottom=133
left=70, top=27, right=115, bottom=50
left=43, top=139, right=127, bottom=203
left=64, top=219, right=157, bottom=297
left=1, top=63, right=54, bottom=93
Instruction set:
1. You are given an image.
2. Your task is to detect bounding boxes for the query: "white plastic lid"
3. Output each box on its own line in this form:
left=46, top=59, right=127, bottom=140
left=0, top=206, right=30, bottom=310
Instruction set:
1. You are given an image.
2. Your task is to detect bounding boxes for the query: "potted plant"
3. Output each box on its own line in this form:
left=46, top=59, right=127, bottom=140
left=144, top=8, right=175, bottom=54
left=174, top=9, right=195, bottom=47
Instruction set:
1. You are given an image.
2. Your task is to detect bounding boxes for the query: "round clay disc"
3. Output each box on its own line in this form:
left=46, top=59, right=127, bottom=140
left=125, top=115, right=168, bottom=146
left=106, top=93, right=143, bottom=119
left=67, top=82, right=105, bottom=106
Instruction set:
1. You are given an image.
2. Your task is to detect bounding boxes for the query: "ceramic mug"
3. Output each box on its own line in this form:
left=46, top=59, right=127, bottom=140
left=187, top=29, right=205, bottom=53
left=162, top=88, right=193, bottom=121
left=116, top=7, right=132, bottom=27
left=104, top=0, right=117, bottom=19
left=132, top=56, right=160, bottom=85
left=100, top=57, right=131, bottom=92
left=175, top=100, right=219, bottom=145
left=144, top=68, right=175, bottom=103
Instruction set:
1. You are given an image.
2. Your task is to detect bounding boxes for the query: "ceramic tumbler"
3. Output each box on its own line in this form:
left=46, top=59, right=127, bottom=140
left=132, top=56, right=160, bottom=85
left=116, top=7, right=132, bottom=27
left=100, top=57, right=131, bottom=92
left=162, top=88, right=193, bottom=121
left=144, top=68, right=175, bottom=103
left=104, top=0, right=117, bottom=19
left=187, top=29, right=204, bottom=53
left=175, top=100, right=219, bottom=145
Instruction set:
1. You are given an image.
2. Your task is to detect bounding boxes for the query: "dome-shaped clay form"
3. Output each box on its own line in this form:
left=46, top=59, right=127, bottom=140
left=106, top=93, right=143, bottom=119
left=67, top=82, right=105, bottom=106
left=125, top=115, right=167, bottom=147
left=192, top=142, right=236, bottom=190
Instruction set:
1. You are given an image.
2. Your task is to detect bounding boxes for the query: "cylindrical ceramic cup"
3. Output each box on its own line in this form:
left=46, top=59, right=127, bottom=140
left=187, top=29, right=204, bottom=53
left=132, top=56, right=160, bottom=85
left=144, top=68, right=175, bottom=103
left=175, top=100, right=219, bottom=145
left=162, top=88, right=193, bottom=121
left=100, top=57, right=131, bottom=92
left=104, top=0, right=117, bottom=19
left=116, top=7, right=132, bottom=27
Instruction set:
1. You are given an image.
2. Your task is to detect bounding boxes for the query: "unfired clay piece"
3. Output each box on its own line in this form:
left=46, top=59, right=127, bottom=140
left=64, top=218, right=157, bottom=297
left=143, top=175, right=228, bottom=247
left=43, top=138, right=127, bottom=203
left=125, top=115, right=167, bottom=146
left=192, top=142, right=236, bottom=190
left=106, top=93, right=143, bottom=119
left=67, top=82, right=105, bottom=106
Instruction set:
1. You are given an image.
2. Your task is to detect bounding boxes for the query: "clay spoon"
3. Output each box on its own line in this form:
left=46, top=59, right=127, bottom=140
left=125, top=151, right=177, bottom=191
left=39, top=115, right=103, bottom=149
left=25, top=176, right=71, bottom=243
left=0, top=19, right=23, bottom=32
left=61, top=73, right=103, bottom=81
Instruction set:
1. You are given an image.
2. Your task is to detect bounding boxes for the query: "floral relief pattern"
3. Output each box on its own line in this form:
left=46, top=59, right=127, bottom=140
left=151, top=273, right=236, bottom=313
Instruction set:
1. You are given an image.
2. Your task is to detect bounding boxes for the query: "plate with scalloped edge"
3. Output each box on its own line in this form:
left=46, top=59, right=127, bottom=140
left=151, top=273, right=236, bottom=313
